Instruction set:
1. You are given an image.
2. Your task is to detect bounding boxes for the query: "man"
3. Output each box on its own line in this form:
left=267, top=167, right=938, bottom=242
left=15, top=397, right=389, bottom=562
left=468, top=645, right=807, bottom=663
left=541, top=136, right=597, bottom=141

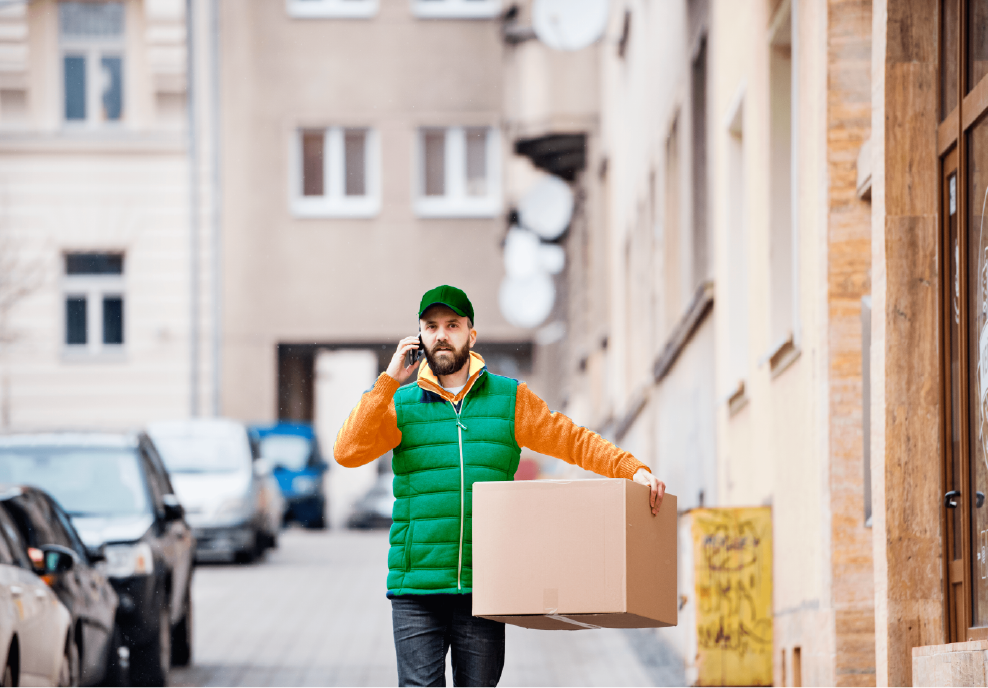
left=335, top=285, right=665, bottom=687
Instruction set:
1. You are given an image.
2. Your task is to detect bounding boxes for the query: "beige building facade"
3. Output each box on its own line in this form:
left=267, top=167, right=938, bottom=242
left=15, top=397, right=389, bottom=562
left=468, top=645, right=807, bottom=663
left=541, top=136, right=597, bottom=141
left=216, top=0, right=536, bottom=429
left=531, top=0, right=873, bottom=684
left=0, top=0, right=220, bottom=430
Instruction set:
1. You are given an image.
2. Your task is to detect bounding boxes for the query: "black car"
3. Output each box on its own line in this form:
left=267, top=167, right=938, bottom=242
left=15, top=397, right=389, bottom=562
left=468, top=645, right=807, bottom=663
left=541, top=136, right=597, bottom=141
left=0, top=485, right=119, bottom=686
left=0, top=433, right=196, bottom=687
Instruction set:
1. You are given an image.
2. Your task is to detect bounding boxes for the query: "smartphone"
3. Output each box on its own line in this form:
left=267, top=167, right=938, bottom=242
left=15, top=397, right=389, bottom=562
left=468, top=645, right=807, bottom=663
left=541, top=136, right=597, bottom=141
left=405, top=335, right=424, bottom=368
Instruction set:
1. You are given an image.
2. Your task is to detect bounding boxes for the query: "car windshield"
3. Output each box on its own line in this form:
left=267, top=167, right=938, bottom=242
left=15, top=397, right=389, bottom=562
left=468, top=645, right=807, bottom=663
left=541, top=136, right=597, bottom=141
left=0, top=446, right=150, bottom=517
left=150, top=429, right=250, bottom=474
left=260, top=435, right=312, bottom=471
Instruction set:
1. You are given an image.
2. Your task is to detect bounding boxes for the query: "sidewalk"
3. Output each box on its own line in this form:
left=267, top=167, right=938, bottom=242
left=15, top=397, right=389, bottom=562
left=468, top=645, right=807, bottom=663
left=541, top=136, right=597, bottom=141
left=170, top=529, right=684, bottom=687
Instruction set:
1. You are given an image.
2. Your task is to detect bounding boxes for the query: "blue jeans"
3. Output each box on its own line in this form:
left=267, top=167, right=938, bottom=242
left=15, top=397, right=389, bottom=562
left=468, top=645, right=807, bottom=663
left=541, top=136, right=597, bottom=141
left=391, top=595, right=505, bottom=687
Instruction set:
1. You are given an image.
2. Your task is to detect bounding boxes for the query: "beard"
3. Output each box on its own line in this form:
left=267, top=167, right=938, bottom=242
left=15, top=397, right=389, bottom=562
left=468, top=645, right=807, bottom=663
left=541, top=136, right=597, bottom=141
left=425, top=338, right=471, bottom=377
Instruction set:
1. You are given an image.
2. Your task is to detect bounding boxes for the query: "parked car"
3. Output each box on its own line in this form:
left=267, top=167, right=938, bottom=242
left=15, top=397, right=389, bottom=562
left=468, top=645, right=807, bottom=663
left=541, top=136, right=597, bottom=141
left=252, top=422, right=328, bottom=529
left=147, top=419, right=283, bottom=563
left=0, top=485, right=120, bottom=686
left=346, top=467, right=395, bottom=530
left=0, top=499, right=74, bottom=686
left=0, top=433, right=196, bottom=687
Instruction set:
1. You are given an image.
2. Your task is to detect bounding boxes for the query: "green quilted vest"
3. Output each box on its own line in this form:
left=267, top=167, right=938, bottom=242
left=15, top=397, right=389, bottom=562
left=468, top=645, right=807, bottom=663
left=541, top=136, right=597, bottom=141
left=387, top=370, right=521, bottom=596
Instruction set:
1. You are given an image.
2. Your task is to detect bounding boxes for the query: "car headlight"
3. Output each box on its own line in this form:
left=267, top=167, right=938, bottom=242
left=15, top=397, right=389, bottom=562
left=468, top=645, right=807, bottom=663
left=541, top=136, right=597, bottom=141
left=104, top=542, right=154, bottom=578
left=216, top=495, right=251, bottom=520
left=292, top=476, right=318, bottom=495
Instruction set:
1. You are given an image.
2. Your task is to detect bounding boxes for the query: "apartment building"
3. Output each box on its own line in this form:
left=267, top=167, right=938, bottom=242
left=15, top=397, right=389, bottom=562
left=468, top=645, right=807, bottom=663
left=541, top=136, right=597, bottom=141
left=215, top=0, right=538, bottom=426
left=0, top=0, right=218, bottom=429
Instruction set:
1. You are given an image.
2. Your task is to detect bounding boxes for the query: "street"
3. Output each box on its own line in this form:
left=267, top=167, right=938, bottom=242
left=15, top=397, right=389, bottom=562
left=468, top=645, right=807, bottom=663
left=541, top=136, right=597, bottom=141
left=170, top=528, right=685, bottom=687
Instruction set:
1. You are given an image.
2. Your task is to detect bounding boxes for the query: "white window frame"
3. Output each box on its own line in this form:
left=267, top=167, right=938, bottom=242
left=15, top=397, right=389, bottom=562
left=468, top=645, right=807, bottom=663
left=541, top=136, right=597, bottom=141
left=62, top=274, right=126, bottom=358
left=411, top=0, right=502, bottom=20
left=59, top=13, right=126, bottom=128
left=290, top=127, right=381, bottom=219
left=286, top=0, right=378, bottom=19
left=414, top=126, right=501, bottom=218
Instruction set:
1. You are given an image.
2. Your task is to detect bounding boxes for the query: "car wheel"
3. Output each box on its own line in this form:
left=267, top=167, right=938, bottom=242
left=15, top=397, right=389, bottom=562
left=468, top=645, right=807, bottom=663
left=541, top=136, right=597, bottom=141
left=265, top=529, right=278, bottom=550
left=57, top=637, right=78, bottom=687
left=130, top=604, right=170, bottom=687
left=103, top=624, right=127, bottom=687
left=170, top=587, right=193, bottom=667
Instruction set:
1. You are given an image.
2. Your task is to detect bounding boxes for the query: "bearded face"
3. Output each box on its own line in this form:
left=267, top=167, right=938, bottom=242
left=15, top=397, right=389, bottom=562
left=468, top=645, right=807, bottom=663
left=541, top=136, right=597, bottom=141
left=424, top=336, right=471, bottom=376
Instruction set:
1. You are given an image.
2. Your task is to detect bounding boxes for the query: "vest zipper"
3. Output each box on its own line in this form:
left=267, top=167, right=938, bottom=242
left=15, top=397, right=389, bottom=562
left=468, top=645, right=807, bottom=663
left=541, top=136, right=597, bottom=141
left=449, top=398, right=468, bottom=591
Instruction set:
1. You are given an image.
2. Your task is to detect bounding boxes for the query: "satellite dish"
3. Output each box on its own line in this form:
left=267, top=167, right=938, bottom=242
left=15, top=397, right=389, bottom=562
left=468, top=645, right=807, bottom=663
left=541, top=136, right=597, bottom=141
left=532, top=0, right=610, bottom=52
left=503, top=227, right=542, bottom=278
left=518, top=175, right=575, bottom=241
left=499, top=273, right=555, bottom=329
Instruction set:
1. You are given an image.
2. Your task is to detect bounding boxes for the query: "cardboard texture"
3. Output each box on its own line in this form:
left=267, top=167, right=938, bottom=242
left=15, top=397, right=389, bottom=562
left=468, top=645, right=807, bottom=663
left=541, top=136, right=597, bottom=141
left=471, top=479, right=677, bottom=630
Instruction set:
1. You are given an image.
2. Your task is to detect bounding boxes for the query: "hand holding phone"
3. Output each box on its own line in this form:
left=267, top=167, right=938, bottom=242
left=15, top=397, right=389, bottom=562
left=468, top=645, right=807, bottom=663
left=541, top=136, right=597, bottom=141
left=387, top=335, right=424, bottom=384
left=405, top=335, right=424, bottom=369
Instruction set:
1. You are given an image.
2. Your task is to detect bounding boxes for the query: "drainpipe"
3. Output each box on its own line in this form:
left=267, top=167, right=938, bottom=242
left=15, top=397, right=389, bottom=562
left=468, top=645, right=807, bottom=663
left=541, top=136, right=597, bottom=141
left=187, top=0, right=200, bottom=417
left=210, top=0, right=222, bottom=416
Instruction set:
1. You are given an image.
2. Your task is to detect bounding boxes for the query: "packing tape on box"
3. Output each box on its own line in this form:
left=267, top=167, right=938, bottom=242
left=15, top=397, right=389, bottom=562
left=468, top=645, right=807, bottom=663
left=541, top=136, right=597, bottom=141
left=546, top=614, right=603, bottom=630
left=543, top=590, right=602, bottom=630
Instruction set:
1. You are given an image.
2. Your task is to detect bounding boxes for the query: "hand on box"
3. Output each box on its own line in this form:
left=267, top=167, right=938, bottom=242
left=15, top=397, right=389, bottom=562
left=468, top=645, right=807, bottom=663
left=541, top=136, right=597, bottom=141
left=633, top=468, right=665, bottom=515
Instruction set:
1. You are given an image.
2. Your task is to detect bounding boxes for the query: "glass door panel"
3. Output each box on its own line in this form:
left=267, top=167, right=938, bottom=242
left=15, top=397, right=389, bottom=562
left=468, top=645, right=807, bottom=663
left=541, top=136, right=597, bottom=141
left=970, top=117, right=988, bottom=626
left=969, top=0, right=988, bottom=92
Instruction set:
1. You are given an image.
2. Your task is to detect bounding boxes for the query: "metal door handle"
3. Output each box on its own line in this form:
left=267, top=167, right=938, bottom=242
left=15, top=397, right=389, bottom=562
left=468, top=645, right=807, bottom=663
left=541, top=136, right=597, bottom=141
left=946, top=490, right=962, bottom=508
left=9, top=586, right=21, bottom=596
left=33, top=589, right=45, bottom=599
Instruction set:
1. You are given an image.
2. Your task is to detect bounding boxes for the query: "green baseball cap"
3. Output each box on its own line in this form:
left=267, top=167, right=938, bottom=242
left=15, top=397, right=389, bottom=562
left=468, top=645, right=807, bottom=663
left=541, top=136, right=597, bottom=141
left=419, top=285, right=474, bottom=322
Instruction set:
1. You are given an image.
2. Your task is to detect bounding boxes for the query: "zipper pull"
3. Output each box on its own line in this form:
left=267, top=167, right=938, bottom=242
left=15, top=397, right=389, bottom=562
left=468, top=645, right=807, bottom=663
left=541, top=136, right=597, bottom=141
left=456, top=418, right=468, bottom=431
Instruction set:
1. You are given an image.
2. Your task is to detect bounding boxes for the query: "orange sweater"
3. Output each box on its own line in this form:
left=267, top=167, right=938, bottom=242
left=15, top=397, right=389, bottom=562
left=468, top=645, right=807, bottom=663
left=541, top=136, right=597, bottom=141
left=334, top=352, right=649, bottom=480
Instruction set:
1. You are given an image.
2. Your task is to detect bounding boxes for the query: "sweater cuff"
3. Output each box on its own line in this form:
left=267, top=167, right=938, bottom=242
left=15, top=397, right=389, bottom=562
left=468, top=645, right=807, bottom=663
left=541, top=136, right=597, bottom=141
left=619, top=455, right=649, bottom=481
left=377, top=371, right=402, bottom=396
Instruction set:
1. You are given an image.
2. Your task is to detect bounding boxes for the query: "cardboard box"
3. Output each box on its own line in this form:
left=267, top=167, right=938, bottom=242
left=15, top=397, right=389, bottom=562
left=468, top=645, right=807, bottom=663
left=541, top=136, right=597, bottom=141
left=472, top=478, right=677, bottom=630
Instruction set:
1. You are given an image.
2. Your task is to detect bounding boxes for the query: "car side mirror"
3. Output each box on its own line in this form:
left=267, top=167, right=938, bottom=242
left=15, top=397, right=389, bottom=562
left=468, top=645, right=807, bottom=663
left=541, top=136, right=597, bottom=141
left=40, top=544, right=76, bottom=574
left=86, top=544, right=107, bottom=564
left=162, top=494, right=185, bottom=522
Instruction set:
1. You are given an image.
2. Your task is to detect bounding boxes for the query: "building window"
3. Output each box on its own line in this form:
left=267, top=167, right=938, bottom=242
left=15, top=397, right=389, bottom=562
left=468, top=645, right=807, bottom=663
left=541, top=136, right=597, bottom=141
left=291, top=127, right=380, bottom=218
left=59, top=1, right=125, bottom=127
left=767, top=8, right=797, bottom=371
left=725, top=93, right=748, bottom=407
left=63, top=252, right=124, bottom=355
left=691, top=36, right=709, bottom=288
left=286, top=0, right=378, bottom=19
left=415, top=127, right=500, bottom=218
left=411, top=0, right=501, bottom=19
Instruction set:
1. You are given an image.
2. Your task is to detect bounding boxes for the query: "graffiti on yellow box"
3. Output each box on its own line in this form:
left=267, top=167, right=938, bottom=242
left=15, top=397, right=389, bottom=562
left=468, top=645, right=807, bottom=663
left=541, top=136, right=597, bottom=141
left=691, top=507, right=773, bottom=687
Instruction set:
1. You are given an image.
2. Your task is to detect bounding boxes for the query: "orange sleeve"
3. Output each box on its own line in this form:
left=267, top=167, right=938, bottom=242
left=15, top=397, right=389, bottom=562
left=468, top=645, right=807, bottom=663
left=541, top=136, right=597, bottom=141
left=333, top=373, right=403, bottom=468
left=514, top=383, right=650, bottom=480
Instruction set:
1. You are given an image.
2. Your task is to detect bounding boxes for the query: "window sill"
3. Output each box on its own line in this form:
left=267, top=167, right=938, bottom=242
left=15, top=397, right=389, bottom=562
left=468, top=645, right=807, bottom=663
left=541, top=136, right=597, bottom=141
left=62, top=347, right=127, bottom=363
left=0, top=131, right=185, bottom=154
left=291, top=197, right=381, bottom=219
left=764, top=333, right=800, bottom=379
left=412, top=1, right=501, bottom=19
left=414, top=197, right=500, bottom=218
left=726, top=379, right=748, bottom=417
left=286, top=0, right=378, bottom=19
